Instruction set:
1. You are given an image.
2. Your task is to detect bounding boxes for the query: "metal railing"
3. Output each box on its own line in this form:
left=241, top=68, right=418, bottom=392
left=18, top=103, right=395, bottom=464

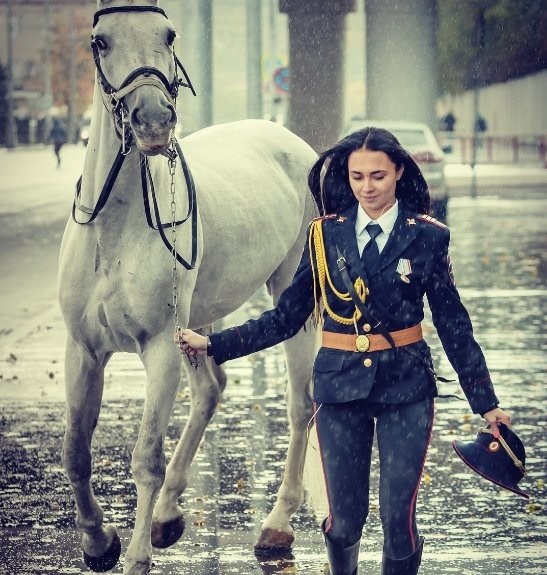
left=438, top=132, right=546, bottom=165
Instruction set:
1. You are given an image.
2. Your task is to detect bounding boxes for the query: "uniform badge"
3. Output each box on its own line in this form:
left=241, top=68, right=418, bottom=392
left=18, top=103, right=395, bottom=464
left=407, top=218, right=416, bottom=225
left=336, top=216, right=347, bottom=223
left=396, top=258, right=412, bottom=283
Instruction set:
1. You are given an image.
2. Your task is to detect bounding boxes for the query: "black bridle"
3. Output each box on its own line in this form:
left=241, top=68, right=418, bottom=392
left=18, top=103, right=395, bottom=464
left=91, top=5, right=196, bottom=153
left=91, top=7, right=196, bottom=102
left=72, top=5, right=199, bottom=270
left=92, top=6, right=196, bottom=101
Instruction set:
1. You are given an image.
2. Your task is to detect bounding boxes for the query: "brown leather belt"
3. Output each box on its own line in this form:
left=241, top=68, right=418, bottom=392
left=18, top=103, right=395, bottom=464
left=322, top=324, right=423, bottom=353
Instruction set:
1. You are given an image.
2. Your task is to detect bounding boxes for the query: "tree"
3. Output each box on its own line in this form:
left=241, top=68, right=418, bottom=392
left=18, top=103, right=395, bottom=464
left=50, top=9, right=94, bottom=116
left=437, top=0, right=547, bottom=93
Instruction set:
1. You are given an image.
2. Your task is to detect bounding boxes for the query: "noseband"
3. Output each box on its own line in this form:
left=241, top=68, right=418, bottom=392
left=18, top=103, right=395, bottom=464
left=92, top=5, right=196, bottom=153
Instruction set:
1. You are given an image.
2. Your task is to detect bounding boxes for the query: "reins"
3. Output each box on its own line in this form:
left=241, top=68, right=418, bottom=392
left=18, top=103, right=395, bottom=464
left=72, top=5, right=198, bottom=271
left=142, top=141, right=198, bottom=270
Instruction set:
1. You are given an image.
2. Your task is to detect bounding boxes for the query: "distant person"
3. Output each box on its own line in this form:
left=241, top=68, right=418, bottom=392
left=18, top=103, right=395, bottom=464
left=474, top=115, right=488, bottom=150
left=442, top=112, right=456, bottom=132
left=179, top=127, right=511, bottom=575
left=49, top=118, right=67, bottom=168
left=475, top=115, right=487, bottom=133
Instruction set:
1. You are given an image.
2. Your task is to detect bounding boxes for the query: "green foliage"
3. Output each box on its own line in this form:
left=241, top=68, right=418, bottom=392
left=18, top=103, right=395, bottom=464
left=437, top=0, right=547, bottom=93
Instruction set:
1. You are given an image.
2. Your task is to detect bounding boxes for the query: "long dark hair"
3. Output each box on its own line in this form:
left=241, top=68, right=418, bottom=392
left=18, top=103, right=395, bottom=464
left=308, top=127, right=430, bottom=215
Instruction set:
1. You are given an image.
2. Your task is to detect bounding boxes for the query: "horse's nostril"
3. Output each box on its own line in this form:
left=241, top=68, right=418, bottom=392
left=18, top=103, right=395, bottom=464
left=168, top=105, right=177, bottom=125
left=132, top=104, right=175, bottom=129
left=131, top=108, right=143, bottom=127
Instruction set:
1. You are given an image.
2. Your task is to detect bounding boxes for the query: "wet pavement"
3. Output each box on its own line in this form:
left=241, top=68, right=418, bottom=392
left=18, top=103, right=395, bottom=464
left=0, top=147, right=546, bottom=574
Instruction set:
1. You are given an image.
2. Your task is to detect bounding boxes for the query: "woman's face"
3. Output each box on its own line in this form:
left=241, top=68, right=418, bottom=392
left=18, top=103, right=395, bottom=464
left=347, top=148, right=404, bottom=219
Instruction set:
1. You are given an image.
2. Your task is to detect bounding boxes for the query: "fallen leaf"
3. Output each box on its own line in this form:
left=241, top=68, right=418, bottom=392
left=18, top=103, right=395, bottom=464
left=525, top=502, right=541, bottom=514
left=236, top=478, right=245, bottom=493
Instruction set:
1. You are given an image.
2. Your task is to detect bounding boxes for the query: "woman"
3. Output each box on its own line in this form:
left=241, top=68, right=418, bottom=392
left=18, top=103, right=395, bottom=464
left=179, top=127, right=510, bottom=575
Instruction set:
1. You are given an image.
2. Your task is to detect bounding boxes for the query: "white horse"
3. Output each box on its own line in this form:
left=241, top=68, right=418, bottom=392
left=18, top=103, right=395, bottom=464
left=59, top=1, right=319, bottom=574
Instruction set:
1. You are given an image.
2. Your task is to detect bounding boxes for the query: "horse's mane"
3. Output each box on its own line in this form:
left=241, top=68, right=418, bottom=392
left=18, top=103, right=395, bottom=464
left=98, top=0, right=157, bottom=8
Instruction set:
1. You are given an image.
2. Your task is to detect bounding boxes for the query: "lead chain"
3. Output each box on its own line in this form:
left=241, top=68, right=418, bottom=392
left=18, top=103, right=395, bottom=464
left=170, top=151, right=179, bottom=333
left=170, top=143, right=201, bottom=369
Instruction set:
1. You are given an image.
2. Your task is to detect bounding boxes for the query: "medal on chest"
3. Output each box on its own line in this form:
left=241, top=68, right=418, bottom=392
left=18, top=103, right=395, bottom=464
left=396, top=258, right=412, bottom=283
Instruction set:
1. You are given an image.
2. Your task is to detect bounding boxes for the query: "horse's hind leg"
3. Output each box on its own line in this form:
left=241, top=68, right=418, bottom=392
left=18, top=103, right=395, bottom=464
left=152, top=333, right=225, bottom=548
left=255, top=322, right=319, bottom=552
left=62, top=337, right=121, bottom=572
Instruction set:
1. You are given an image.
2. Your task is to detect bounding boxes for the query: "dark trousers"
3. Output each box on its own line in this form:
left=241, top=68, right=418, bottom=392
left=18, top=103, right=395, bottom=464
left=53, top=142, right=64, bottom=165
left=315, top=397, right=434, bottom=559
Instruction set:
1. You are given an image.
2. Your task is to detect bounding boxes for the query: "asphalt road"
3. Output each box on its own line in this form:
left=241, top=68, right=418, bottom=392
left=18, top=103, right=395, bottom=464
left=0, top=145, right=546, bottom=574
left=0, top=145, right=80, bottom=343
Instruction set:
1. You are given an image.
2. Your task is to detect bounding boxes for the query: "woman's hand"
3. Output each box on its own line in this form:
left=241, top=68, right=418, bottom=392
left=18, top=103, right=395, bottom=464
left=178, top=329, right=209, bottom=356
left=482, top=407, right=511, bottom=438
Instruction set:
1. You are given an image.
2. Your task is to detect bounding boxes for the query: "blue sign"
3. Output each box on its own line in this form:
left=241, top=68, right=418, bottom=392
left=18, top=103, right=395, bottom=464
left=273, top=67, right=289, bottom=94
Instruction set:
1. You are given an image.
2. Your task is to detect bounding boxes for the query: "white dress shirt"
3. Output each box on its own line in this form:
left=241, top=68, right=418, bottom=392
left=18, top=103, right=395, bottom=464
left=355, top=200, right=399, bottom=255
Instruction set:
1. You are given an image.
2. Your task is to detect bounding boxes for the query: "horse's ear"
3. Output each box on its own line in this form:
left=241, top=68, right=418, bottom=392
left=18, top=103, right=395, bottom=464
left=97, top=0, right=158, bottom=9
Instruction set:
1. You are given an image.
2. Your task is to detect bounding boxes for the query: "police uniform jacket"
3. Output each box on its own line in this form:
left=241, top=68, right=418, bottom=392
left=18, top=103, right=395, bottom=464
left=209, top=201, right=499, bottom=415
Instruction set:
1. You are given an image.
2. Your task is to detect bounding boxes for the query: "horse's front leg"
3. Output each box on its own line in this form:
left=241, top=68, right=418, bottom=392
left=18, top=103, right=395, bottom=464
left=256, top=326, right=318, bottom=552
left=62, top=337, right=121, bottom=572
left=123, top=337, right=182, bottom=575
left=151, top=334, right=225, bottom=548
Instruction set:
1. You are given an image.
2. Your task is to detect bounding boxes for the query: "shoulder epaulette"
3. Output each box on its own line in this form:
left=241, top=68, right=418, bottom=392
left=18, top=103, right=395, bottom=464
left=311, top=214, right=337, bottom=222
left=417, top=214, right=447, bottom=230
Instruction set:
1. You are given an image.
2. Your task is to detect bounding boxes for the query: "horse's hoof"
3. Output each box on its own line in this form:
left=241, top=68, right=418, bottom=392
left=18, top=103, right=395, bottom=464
left=123, top=559, right=153, bottom=575
left=151, top=514, right=185, bottom=548
left=254, top=528, right=294, bottom=553
left=254, top=546, right=295, bottom=563
left=83, top=532, right=121, bottom=572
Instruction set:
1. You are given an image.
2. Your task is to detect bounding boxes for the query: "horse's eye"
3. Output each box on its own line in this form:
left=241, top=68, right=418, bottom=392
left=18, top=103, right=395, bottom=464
left=92, top=36, right=108, bottom=51
left=167, top=29, right=176, bottom=46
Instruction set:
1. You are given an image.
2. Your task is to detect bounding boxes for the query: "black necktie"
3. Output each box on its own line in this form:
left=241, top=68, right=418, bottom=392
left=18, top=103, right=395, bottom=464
left=361, top=223, right=382, bottom=271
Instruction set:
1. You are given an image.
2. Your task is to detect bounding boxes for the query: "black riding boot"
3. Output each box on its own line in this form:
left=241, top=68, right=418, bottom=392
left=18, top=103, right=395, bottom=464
left=322, top=520, right=360, bottom=575
left=381, top=537, right=424, bottom=575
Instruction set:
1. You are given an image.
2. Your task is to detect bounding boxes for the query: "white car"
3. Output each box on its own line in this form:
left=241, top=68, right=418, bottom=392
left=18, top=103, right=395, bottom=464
left=341, top=119, right=449, bottom=222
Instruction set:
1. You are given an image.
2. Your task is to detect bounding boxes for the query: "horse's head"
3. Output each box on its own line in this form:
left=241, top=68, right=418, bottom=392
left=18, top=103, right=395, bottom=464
left=93, top=1, right=194, bottom=156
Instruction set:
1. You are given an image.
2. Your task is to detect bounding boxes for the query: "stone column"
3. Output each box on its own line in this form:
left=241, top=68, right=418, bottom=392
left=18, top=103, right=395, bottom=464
left=246, top=0, right=262, bottom=119
left=279, top=0, right=356, bottom=152
left=4, top=0, right=17, bottom=148
left=170, top=0, right=213, bottom=135
left=366, top=0, right=438, bottom=132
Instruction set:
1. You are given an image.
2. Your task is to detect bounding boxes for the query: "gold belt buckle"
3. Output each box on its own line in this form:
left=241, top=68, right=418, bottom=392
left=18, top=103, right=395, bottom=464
left=355, top=334, right=370, bottom=352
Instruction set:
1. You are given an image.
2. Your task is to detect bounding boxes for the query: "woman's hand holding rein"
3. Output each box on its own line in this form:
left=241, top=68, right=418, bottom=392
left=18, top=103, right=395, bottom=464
left=179, top=329, right=209, bottom=356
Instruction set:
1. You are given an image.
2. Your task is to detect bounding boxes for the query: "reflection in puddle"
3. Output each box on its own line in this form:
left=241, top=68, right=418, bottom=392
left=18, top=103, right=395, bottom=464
left=1, top=197, right=546, bottom=573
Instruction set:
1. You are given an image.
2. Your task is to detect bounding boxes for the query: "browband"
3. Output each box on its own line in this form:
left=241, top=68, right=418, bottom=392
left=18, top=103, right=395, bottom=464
left=93, top=6, right=167, bottom=28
